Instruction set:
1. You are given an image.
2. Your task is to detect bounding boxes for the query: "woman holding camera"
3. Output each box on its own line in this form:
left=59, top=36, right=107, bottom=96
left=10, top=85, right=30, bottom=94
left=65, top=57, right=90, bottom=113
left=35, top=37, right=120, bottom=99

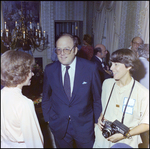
left=93, top=49, right=149, bottom=148
left=1, top=50, right=43, bottom=148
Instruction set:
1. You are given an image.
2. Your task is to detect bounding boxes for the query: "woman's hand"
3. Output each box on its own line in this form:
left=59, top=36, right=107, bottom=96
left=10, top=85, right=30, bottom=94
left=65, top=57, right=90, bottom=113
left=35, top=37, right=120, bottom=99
left=97, top=113, right=107, bottom=131
left=107, top=133, right=126, bottom=143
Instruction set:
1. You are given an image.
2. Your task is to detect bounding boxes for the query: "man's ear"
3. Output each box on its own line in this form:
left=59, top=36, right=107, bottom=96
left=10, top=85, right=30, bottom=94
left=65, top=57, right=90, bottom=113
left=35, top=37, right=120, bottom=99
left=74, top=47, right=78, bottom=55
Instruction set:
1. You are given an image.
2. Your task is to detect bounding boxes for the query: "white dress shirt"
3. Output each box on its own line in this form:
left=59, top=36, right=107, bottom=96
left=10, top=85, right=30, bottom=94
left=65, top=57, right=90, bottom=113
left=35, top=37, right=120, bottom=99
left=61, top=57, right=76, bottom=96
left=139, top=57, right=149, bottom=89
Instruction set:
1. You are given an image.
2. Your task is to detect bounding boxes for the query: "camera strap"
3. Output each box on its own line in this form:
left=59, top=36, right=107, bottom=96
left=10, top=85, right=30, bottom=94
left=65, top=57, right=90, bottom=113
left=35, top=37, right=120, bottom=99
left=102, top=82, right=116, bottom=121
left=121, top=79, right=135, bottom=123
left=102, top=79, right=135, bottom=124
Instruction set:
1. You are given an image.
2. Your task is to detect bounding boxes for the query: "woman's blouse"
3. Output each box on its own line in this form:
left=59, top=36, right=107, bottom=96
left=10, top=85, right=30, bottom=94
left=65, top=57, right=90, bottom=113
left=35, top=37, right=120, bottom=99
left=1, top=87, right=44, bottom=148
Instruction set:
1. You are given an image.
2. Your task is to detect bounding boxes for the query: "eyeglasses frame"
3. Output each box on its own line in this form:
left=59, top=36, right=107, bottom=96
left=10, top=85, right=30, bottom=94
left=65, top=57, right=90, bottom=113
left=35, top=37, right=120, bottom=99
left=55, top=46, right=75, bottom=55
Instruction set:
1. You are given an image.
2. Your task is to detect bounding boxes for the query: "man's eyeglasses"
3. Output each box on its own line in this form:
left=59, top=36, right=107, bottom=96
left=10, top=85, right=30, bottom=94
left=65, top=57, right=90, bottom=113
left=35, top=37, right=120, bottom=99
left=132, top=42, right=142, bottom=46
left=55, top=46, right=74, bottom=55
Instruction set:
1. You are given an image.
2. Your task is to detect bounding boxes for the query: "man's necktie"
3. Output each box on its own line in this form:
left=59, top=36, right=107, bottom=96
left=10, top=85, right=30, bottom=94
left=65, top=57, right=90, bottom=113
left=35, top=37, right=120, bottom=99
left=64, top=66, right=71, bottom=100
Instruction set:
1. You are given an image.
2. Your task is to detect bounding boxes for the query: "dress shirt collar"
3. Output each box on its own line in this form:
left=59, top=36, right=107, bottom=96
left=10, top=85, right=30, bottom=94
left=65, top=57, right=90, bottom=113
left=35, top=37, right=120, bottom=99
left=96, top=55, right=103, bottom=62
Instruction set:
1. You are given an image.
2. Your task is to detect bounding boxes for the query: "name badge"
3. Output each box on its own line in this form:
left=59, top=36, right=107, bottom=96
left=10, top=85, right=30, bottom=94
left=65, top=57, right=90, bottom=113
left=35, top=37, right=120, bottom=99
left=122, top=97, right=136, bottom=115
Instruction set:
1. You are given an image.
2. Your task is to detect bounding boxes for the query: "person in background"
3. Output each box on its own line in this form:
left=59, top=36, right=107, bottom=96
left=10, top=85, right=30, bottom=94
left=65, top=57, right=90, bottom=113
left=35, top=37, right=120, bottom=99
left=42, top=33, right=102, bottom=148
left=91, top=44, right=112, bottom=84
left=132, top=44, right=149, bottom=89
left=1, top=50, right=44, bottom=148
left=51, top=48, right=58, bottom=62
left=104, top=49, right=111, bottom=67
left=128, top=36, right=144, bottom=56
left=133, top=44, right=149, bottom=148
left=93, top=49, right=149, bottom=148
left=77, top=34, right=94, bottom=60
left=74, top=35, right=82, bottom=51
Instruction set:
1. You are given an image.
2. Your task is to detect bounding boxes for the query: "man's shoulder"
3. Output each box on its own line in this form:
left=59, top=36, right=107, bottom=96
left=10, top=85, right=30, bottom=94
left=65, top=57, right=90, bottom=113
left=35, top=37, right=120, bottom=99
left=91, top=55, right=97, bottom=61
left=45, top=61, right=60, bottom=69
left=91, top=56, right=101, bottom=63
left=77, top=56, right=96, bottom=67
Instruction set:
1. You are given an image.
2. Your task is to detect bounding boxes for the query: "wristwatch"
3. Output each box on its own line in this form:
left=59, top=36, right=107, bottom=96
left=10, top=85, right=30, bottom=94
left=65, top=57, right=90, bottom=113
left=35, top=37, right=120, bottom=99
left=125, top=132, right=132, bottom=139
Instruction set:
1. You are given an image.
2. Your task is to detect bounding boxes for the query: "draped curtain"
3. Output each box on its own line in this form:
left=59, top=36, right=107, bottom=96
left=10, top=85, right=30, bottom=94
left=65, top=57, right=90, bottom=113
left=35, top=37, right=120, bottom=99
left=105, top=1, right=116, bottom=54
left=138, top=1, right=149, bottom=44
left=93, top=1, right=122, bottom=54
left=105, top=1, right=122, bottom=54
left=93, top=1, right=106, bottom=46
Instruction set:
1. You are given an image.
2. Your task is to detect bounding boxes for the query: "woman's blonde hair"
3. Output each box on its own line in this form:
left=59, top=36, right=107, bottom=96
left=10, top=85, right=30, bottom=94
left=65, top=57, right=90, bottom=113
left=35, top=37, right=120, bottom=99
left=1, top=50, right=35, bottom=87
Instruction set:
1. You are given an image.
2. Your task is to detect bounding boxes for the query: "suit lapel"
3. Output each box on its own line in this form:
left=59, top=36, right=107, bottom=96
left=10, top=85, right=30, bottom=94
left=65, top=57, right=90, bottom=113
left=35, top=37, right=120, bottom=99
left=54, top=61, right=70, bottom=104
left=70, top=57, right=85, bottom=103
left=94, top=56, right=105, bottom=69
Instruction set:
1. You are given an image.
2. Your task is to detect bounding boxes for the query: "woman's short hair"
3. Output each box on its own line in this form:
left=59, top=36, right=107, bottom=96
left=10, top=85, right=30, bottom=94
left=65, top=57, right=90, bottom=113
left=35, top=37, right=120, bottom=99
left=110, top=48, right=140, bottom=74
left=1, top=50, right=35, bottom=87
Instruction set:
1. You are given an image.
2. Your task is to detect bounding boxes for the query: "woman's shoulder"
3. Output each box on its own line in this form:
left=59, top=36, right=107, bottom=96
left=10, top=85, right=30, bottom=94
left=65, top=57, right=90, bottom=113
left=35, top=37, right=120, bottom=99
left=103, top=78, right=115, bottom=85
left=102, top=78, right=115, bottom=89
left=21, top=95, right=33, bottom=105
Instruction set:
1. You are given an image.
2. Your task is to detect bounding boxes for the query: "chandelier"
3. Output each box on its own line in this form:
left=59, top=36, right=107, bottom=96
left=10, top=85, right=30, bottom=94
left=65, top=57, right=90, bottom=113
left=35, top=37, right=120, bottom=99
left=1, top=2, right=49, bottom=52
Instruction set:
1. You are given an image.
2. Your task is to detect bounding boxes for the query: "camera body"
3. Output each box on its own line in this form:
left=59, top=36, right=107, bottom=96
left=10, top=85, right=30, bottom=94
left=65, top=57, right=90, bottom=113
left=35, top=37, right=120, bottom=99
left=102, top=120, right=129, bottom=138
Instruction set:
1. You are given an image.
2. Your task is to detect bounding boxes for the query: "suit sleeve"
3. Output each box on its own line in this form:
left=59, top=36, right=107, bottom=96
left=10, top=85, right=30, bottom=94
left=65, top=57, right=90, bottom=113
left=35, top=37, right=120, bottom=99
left=42, top=66, right=52, bottom=122
left=92, top=63, right=102, bottom=123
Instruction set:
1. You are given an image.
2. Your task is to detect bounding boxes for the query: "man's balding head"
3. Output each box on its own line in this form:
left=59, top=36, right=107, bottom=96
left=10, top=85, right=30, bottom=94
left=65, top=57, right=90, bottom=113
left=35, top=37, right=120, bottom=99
left=131, top=37, right=144, bottom=52
left=94, top=44, right=107, bottom=59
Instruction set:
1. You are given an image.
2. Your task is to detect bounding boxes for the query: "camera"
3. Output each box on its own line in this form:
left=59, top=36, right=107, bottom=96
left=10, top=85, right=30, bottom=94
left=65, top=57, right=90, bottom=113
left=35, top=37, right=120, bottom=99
left=102, top=120, right=129, bottom=138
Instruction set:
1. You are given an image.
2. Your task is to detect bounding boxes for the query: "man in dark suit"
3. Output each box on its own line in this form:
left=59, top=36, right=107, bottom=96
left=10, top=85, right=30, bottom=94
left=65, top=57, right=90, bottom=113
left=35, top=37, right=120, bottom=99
left=91, top=44, right=112, bottom=83
left=42, top=33, right=102, bottom=148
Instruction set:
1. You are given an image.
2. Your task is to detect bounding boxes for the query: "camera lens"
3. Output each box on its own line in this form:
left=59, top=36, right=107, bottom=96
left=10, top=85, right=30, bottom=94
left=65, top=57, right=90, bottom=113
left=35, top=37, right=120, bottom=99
left=102, top=129, right=112, bottom=138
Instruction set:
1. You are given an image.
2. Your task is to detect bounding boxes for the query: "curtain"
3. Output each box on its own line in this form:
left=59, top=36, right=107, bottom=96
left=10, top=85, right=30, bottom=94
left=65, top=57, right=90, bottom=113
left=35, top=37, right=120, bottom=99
left=105, top=1, right=123, bottom=54
left=110, top=1, right=122, bottom=53
left=93, top=1, right=106, bottom=46
left=138, top=1, right=149, bottom=44
left=105, top=13, right=114, bottom=54
left=93, top=1, right=122, bottom=54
